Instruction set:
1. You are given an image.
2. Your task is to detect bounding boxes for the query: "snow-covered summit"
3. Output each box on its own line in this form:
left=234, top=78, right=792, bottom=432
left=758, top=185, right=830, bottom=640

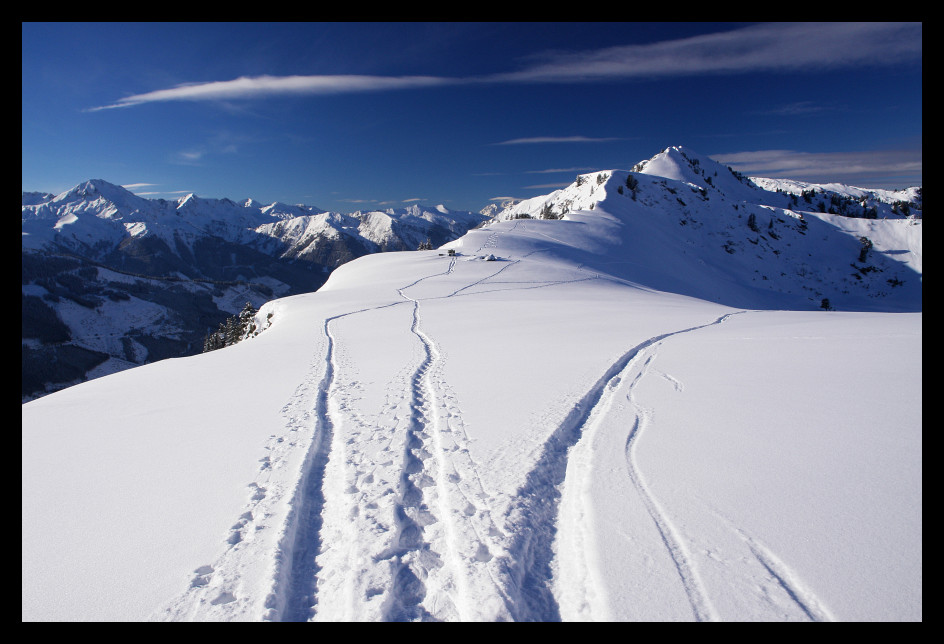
left=260, top=201, right=325, bottom=220
left=485, top=148, right=920, bottom=312
left=633, top=145, right=762, bottom=200
left=35, top=179, right=156, bottom=222
left=53, top=178, right=145, bottom=204
left=494, top=146, right=920, bottom=226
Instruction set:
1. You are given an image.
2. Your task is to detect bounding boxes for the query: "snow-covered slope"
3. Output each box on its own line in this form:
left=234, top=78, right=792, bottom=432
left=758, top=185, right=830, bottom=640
left=22, top=148, right=922, bottom=621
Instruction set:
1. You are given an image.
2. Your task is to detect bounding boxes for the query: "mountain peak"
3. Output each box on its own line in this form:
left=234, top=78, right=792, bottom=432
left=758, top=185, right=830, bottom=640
left=48, top=180, right=154, bottom=218
left=54, top=179, right=138, bottom=203
left=633, top=145, right=759, bottom=198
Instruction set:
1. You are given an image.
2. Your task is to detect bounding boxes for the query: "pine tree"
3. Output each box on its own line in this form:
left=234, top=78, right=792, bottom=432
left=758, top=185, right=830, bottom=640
left=238, top=302, right=257, bottom=337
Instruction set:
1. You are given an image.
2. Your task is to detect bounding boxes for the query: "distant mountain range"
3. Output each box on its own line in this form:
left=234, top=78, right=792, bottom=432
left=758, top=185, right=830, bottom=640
left=22, top=182, right=489, bottom=400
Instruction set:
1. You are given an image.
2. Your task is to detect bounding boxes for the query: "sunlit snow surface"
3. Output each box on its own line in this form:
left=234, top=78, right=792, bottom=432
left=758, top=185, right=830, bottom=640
left=23, top=209, right=921, bottom=621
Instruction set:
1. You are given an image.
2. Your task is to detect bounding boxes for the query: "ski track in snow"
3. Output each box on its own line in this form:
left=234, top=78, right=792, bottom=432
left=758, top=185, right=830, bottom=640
left=612, top=312, right=749, bottom=622
left=259, top=296, right=408, bottom=621
left=745, top=538, right=835, bottom=622
left=267, top=246, right=522, bottom=621
left=161, top=218, right=823, bottom=622
left=382, top=256, right=517, bottom=621
left=496, top=308, right=747, bottom=621
left=621, top=347, right=718, bottom=622
left=270, top=314, right=339, bottom=622
left=705, top=507, right=837, bottom=622
left=551, top=306, right=835, bottom=622
left=272, top=221, right=618, bottom=621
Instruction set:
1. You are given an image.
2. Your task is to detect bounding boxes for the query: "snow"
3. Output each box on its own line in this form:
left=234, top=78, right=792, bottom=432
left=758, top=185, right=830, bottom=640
left=22, top=180, right=486, bottom=260
left=22, top=161, right=921, bottom=622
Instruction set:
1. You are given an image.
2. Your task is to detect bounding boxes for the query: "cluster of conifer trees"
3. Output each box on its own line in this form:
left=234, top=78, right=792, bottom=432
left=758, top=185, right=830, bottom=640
left=202, top=302, right=258, bottom=352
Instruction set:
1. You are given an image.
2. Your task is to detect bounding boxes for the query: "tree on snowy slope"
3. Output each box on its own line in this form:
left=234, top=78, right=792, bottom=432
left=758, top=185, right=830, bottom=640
left=202, top=302, right=258, bottom=352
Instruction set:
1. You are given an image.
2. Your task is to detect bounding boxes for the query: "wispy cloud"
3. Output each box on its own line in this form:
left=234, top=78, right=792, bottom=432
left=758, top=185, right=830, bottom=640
left=754, top=101, right=840, bottom=116
left=87, top=74, right=453, bottom=111
left=493, top=136, right=621, bottom=146
left=524, top=181, right=572, bottom=190
left=170, top=131, right=254, bottom=166
left=134, top=189, right=193, bottom=196
left=174, top=149, right=205, bottom=165
left=85, top=23, right=920, bottom=112
left=525, top=166, right=599, bottom=174
left=496, top=22, right=922, bottom=83
left=711, top=148, right=922, bottom=188
left=121, top=184, right=195, bottom=197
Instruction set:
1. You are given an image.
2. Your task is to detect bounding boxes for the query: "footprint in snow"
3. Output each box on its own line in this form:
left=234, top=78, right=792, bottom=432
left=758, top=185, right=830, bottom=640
left=210, top=591, right=237, bottom=605
left=190, top=565, right=213, bottom=588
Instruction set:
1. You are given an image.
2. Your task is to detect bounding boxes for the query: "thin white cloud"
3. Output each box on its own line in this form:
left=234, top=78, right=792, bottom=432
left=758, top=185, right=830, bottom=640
left=756, top=101, right=838, bottom=116
left=524, top=182, right=572, bottom=190
left=496, top=22, right=922, bottom=83
left=176, top=150, right=205, bottom=164
left=87, top=74, right=454, bottom=111
left=493, top=136, right=621, bottom=146
left=170, top=131, right=253, bottom=166
left=526, top=166, right=599, bottom=174
left=121, top=182, right=158, bottom=190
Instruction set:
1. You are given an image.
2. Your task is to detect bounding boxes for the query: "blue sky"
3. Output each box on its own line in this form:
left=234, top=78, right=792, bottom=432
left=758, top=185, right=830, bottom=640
left=22, top=22, right=922, bottom=212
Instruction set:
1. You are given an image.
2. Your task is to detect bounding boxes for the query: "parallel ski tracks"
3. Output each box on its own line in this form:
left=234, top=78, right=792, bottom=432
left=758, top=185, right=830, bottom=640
left=622, top=350, right=717, bottom=622
left=391, top=257, right=516, bottom=621
left=545, top=307, right=832, bottom=622
left=262, top=223, right=771, bottom=622
left=270, top=253, right=517, bottom=621
left=614, top=312, right=833, bottom=622
left=498, top=311, right=745, bottom=621
left=267, top=298, right=406, bottom=621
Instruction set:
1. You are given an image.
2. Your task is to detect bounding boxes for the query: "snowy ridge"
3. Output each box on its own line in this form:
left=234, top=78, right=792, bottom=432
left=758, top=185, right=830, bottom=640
left=22, top=182, right=488, bottom=260
left=487, top=152, right=920, bottom=313
left=23, top=146, right=921, bottom=621
left=748, top=175, right=922, bottom=207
